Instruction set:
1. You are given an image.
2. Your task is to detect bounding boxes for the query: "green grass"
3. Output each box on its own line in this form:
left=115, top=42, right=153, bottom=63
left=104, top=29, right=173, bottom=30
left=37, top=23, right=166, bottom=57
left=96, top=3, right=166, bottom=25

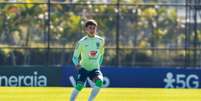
left=0, top=87, right=201, bottom=101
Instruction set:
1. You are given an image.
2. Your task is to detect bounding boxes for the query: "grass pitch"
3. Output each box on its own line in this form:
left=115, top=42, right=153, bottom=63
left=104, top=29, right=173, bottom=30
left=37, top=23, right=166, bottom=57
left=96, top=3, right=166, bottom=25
left=0, top=87, right=201, bottom=101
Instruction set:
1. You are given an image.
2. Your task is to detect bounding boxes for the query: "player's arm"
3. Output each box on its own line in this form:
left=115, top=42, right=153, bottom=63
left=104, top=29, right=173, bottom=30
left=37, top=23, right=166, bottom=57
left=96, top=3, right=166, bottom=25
left=72, top=41, right=82, bottom=69
left=99, top=38, right=105, bottom=65
left=99, top=55, right=103, bottom=65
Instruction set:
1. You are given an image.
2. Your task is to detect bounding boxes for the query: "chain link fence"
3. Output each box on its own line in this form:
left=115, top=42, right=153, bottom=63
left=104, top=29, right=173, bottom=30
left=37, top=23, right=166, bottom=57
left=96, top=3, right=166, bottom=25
left=0, top=0, right=201, bottom=68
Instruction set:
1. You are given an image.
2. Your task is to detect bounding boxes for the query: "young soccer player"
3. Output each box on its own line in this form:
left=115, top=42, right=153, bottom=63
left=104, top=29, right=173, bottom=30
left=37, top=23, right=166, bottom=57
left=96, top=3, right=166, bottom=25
left=70, top=19, right=105, bottom=101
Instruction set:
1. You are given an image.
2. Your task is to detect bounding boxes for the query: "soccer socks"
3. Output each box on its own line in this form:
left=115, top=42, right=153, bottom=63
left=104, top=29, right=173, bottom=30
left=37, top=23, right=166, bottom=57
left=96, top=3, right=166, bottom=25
left=70, top=79, right=102, bottom=101
left=70, top=86, right=100, bottom=101
left=88, top=86, right=101, bottom=101
left=70, top=83, right=84, bottom=101
left=70, top=88, right=79, bottom=101
left=88, top=79, right=103, bottom=101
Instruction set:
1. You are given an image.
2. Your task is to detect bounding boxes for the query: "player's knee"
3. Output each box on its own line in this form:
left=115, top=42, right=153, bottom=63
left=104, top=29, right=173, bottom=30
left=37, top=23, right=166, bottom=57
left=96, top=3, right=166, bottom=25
left=75, top=83, right=84, bottom=91
left=95, top=79, right=103, bottom=87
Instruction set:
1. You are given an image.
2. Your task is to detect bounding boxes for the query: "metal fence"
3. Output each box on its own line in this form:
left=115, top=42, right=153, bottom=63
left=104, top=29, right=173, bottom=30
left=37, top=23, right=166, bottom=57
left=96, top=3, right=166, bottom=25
left=0, top=1, right=201, bottom=68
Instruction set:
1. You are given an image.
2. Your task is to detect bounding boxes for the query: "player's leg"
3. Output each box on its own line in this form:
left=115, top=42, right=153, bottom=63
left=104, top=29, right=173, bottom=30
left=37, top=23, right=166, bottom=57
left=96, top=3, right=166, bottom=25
left=88, top=69, right=103, bottom=101
left=70, top=68, right=88, bottom=101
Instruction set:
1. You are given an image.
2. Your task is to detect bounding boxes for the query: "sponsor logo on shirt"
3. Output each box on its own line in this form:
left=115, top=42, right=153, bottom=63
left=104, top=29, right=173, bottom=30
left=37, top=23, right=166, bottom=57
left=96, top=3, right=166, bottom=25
left=88, top=51, right=97, bottom=57
left=96, top=42, right=100, bottom=49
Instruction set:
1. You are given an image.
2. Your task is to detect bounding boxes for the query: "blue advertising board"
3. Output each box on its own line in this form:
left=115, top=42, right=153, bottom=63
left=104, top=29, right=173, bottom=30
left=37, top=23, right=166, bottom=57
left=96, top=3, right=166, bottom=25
left=0, top=66, right=62, bottom=87
left=62, top=66, right=201, bottom=88
left=0, top=65, right=200, bottom=88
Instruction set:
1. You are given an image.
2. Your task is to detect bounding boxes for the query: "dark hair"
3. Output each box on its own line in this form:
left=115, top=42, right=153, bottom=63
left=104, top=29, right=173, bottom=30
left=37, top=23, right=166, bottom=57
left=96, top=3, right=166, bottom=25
left=85, top=19, right=97, bottom=27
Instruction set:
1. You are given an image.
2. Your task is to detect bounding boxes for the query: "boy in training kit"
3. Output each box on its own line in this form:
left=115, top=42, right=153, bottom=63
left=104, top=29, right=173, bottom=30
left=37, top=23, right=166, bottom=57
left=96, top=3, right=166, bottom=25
left=70, top=19, right=105, bottom=101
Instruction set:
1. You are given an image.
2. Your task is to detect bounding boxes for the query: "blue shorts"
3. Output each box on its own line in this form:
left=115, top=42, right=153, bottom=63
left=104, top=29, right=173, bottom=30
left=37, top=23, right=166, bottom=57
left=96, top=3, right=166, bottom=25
left=76, top=68, right=103, bottom=84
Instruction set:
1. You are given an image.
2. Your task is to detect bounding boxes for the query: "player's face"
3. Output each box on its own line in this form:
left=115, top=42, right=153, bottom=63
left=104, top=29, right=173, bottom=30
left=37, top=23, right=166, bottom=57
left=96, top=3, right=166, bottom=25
left=86, top=25, right=97, bottom=37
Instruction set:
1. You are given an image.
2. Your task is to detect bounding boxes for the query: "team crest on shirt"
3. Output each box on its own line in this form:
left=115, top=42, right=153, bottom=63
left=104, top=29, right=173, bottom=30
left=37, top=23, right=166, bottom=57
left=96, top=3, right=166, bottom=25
left=96, top=42, right=100, bottom=49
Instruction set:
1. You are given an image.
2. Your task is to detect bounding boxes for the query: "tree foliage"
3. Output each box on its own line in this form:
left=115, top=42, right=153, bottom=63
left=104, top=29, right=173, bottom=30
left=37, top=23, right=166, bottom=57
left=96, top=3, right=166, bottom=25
left=0, top=1, right=200, bottom=67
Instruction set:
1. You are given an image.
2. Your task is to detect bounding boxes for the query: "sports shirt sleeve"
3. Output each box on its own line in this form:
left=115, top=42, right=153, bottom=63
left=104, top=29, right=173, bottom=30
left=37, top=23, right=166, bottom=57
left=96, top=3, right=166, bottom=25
left=99, top=38, right=105, bottom=65
left=72, top=42, right=82, bottom=65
